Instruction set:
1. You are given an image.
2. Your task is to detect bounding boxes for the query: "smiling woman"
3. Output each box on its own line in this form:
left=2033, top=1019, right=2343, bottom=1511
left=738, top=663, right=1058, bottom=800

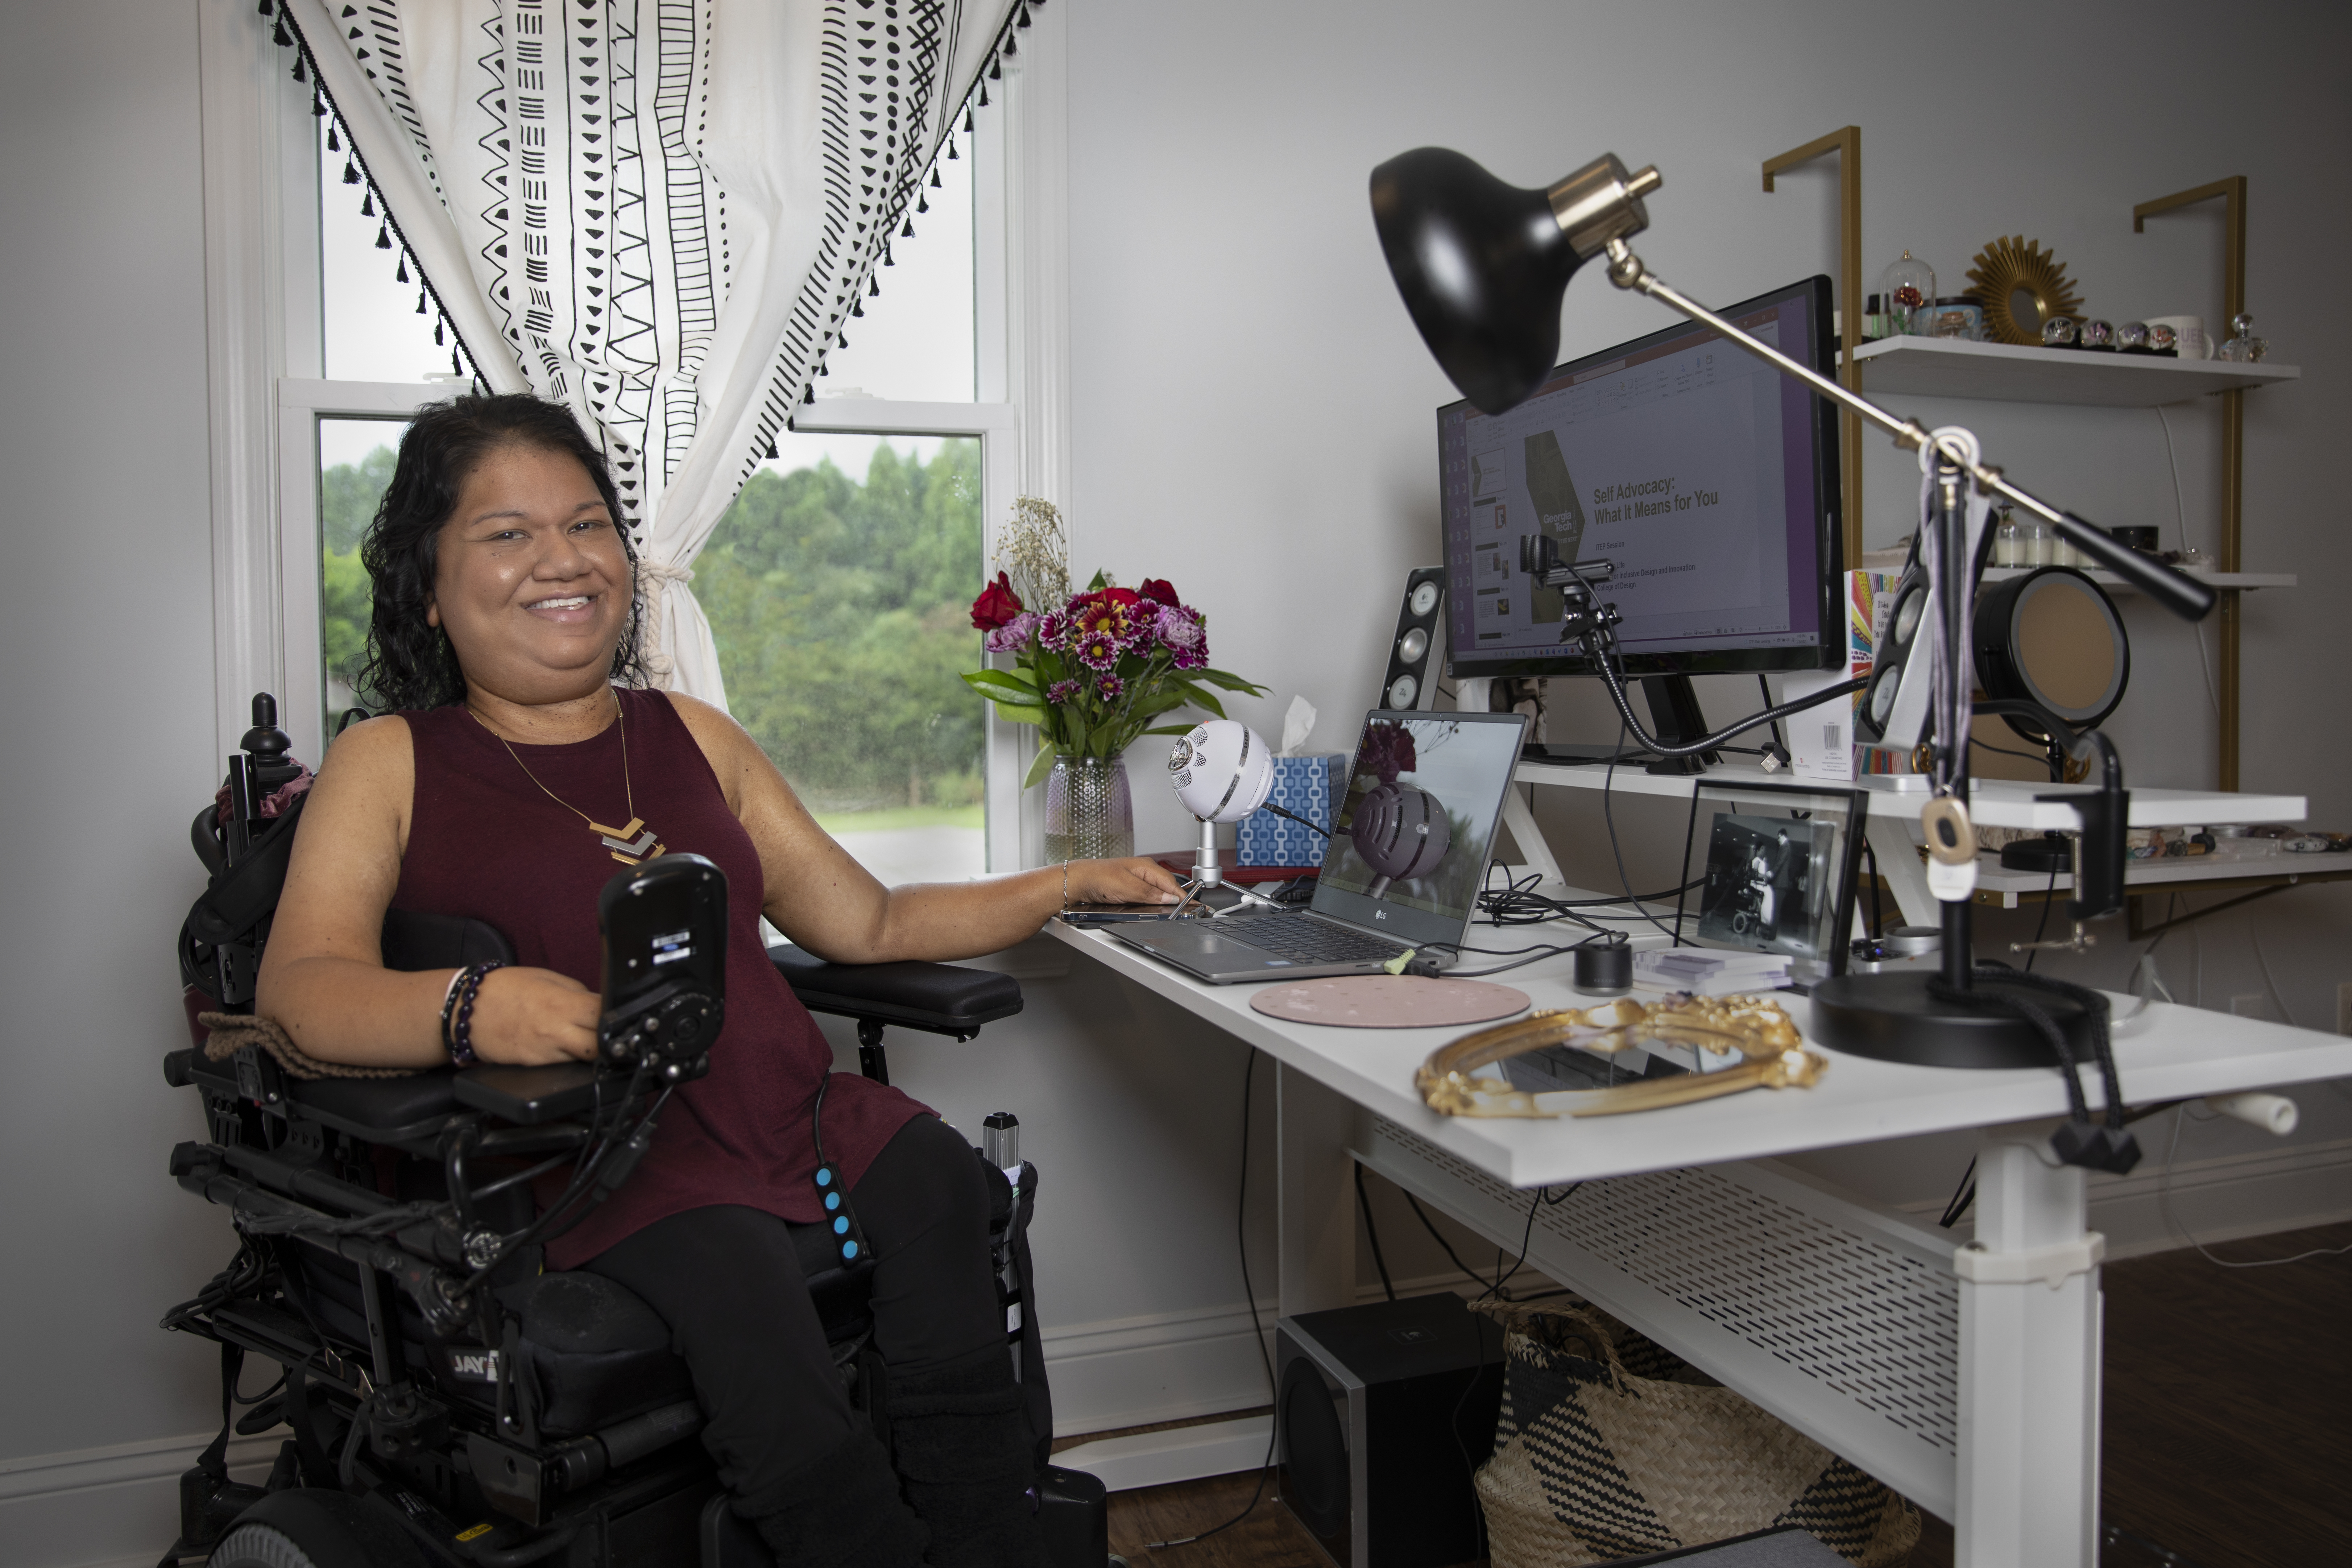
left=252, top=390, right=1181, bottom=1562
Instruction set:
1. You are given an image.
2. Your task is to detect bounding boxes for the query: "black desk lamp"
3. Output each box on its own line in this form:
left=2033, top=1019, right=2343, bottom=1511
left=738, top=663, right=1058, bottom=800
left=1369, top=147, right=2216, bottom=1079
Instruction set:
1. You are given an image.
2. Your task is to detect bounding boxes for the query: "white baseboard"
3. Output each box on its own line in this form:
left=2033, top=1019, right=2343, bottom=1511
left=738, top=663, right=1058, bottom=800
left=0, top=1430, right=279, bottom=1568
left=1053, top=1414, right=1274, bottom=1494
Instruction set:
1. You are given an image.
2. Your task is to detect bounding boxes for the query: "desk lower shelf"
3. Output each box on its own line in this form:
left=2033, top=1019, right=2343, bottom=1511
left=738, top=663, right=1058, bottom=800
left=1358, top=1116, right=1962, bottom=1523
left=1964, top=853, right=2352, bottom=909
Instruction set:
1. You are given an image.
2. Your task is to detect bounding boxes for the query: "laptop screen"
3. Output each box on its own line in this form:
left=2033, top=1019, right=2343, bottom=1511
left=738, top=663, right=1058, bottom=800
left=1311, top=709, right=1530, bottom=948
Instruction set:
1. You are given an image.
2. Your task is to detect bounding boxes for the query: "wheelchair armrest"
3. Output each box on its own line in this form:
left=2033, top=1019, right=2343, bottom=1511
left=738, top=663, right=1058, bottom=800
left=454, top=1062, right=606, bottom=1125
left=767, top=944, right=1023, bottom=1039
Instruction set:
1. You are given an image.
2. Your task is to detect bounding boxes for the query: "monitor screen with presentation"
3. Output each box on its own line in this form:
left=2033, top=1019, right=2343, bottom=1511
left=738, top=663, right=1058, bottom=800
left=1438, top=274, right=1843, bottom=680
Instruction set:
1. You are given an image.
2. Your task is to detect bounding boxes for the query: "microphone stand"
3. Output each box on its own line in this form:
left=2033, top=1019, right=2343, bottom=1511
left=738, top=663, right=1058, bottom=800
left=1591, top=237, right=2214, bottom=1067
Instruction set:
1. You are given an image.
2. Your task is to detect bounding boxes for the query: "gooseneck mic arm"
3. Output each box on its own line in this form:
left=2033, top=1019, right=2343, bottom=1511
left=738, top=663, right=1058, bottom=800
left=1599, top=239, right=2218, bottom=625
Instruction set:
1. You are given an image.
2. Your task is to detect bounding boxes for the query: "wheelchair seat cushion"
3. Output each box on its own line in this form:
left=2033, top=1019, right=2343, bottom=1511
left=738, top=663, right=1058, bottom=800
left=767, top=946, right=1023, bottom=1035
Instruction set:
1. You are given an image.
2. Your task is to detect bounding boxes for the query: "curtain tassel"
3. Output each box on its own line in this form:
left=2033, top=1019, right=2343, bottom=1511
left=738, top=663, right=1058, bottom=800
left=259, top=0, right=276, bottom=15
left=870, top=276, right=880, bottom=296
left=435, top=319, right=446, bottom=346
left=415, top=290, right=427, bottom=315
left=931, top=167, right=942, bottom=188
left=375, top=224, right=391, bottom=249
left=851, top=301, right=863, bottom=318
left=804, top=385, right=815, bottom=405
left=946, top=140, right=958, bottom=160
left=273, top=19, right=292, bottom=47
left=360, top=190, right=375, bottom=217
left=326, top=123, right=340, bottom=152
left=916, top=195, right=928, bottom=215
left=396, top=255, right=409, bottom=283
left=902, top=218, right=915, bottom=238
left=987, top=57, right=999, bottom=82
left=1018, top=3, right=1031, bottom=24
left=978, top=81, right=989, bottom=105
left=292, top=51, right=306, bottom=84
left=1003, top=33, right=1017, bottom=57
left=964, top=107, right=974, bottom=133
left=883, top=244, right=894, bottom=266
left=452, top=348, right=462, bottom=376
left=312, top=90, right=326, bottom=118
left=342, top=160, right=359, bottom=185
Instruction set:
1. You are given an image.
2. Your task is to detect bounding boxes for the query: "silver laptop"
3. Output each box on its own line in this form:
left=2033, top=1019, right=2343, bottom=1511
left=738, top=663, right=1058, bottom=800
left=1110, top=709, right=1530, bottom=984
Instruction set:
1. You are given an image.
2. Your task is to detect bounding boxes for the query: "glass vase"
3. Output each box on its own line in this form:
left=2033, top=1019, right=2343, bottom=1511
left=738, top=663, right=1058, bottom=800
left=1043, top=754, right=1134, bottom=864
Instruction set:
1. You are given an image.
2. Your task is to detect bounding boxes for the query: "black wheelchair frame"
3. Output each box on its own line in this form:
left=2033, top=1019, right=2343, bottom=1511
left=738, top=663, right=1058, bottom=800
left=161, top=699, right=1110, bottom=1568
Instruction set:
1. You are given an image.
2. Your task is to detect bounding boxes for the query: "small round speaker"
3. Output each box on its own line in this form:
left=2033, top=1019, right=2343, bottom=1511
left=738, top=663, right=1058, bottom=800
left=1973, top=567, right=2129, bottom=741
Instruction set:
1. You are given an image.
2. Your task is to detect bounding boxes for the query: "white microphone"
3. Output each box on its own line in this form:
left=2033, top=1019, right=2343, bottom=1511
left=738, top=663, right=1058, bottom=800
left=1166, top=721, right=1280, bottom=914
left=1168, top=721, right=1274, bottom=824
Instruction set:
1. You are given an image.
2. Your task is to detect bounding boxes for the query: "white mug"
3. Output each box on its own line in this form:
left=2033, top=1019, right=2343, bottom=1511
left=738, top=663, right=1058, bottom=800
left=2146, top=315, right=2208, bottom=360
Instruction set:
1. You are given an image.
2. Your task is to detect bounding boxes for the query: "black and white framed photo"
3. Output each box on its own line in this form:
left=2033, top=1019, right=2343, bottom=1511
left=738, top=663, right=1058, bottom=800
left=1676, top=779, right=1867, bottom=978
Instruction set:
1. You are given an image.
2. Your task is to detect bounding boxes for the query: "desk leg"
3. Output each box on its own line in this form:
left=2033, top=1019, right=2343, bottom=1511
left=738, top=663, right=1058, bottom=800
left=1866, top=813, right=1938, bottom=928
left=1275, top=1062, right=1357, bottom=1316
left=1956, top=1134, right=2103, bottom=1568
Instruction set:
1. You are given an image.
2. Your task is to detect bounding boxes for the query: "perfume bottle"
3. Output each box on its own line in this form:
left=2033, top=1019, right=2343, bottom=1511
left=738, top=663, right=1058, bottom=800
left=2216, top=312, right=2269, bottom=363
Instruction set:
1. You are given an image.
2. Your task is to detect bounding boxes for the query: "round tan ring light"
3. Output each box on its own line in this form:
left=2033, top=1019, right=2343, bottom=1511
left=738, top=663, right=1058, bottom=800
left=1965, top=237, right=2085, bottom=346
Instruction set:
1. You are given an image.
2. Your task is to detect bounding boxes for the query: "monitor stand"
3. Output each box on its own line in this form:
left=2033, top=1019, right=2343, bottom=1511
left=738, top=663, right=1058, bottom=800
left=1639, top=675, right=1719, bottom=775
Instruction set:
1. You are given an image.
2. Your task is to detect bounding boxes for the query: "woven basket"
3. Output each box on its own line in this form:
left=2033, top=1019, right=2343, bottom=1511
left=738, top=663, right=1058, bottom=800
left=1472, top=1300, right=1920, bottom=1567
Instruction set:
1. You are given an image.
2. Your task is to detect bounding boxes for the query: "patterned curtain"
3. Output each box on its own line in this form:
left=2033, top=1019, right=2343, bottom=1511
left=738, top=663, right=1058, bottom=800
left=273, top=0, right=1028, bottom=703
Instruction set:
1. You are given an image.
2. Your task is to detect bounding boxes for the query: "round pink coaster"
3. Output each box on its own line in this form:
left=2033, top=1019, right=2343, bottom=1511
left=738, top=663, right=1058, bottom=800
left=1249, top=975, right=1530, bottom=1029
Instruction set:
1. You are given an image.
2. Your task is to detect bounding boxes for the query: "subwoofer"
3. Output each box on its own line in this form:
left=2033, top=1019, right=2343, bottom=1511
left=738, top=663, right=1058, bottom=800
left=1275, top=1293, right=1504, bottom=1568
left=1378, top=568, right=1446, bottom=712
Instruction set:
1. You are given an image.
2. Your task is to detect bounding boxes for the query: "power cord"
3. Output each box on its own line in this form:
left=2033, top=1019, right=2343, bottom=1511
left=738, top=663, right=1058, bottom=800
left=1149, top=1050, right=1278, bottom=1550
left=2159, top=1106, right=2352, bottom=1268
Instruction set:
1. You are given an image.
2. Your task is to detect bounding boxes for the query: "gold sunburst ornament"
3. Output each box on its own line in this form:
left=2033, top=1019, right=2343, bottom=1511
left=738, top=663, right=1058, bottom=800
left=1415, top=994, right=1825, bottom=1119
left=1966, top=237, right=2084, bottom=346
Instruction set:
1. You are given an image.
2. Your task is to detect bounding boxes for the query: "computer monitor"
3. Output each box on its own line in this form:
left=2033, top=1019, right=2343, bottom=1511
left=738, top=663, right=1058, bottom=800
left=1438, top=274, right=1844, bottom=700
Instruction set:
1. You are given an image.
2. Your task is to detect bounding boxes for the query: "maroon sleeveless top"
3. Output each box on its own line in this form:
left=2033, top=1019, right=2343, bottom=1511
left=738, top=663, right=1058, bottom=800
left=391, top=689, right=929, bottom=1270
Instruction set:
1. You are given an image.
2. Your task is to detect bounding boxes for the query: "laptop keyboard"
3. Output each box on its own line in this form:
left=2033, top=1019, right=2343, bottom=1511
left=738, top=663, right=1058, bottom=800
left=1217, top=915, right=1411, bottom=965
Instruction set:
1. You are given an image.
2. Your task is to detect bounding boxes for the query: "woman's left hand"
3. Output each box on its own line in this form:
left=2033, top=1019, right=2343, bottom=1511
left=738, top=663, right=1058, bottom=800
left=1065, top=856, right=1185, bottom=906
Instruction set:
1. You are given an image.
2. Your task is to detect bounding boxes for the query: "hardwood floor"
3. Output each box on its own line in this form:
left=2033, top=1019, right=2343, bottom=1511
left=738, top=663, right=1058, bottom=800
left=1088, top=1221, right=2352, bottom=1567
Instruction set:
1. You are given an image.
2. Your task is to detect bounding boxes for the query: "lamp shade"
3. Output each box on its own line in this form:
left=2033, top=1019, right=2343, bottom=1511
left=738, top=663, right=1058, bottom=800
left=1370, top=148, right=1583, bottom=416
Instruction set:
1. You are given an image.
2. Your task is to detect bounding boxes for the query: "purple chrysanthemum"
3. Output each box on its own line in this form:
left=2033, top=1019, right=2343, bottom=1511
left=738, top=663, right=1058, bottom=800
left=1155, top=604, right=1204, bottom=652
left=1074, top=632, right=1119, bottom=671
left=1045, top=679, right=1079, bottom=704
left=1096, top=673, right=1125, bottom=702
left=1036, top=612, right=1068, bottom=647
left=983, top=611, right=1041, bottom=654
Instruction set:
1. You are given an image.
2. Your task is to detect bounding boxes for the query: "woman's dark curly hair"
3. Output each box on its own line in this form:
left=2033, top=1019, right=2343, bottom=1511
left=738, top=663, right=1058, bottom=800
left=356, top=393, right=645, bottom=712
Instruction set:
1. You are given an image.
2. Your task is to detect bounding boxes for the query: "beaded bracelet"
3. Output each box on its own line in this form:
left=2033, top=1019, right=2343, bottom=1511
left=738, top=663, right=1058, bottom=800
left=440, top=961, right=506, bottom=1068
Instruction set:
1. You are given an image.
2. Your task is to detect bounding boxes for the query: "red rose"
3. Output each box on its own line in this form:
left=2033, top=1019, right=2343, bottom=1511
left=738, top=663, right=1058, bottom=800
left=1139, top=578, right=1179, bottom=606
left=970, top=571, right=1023, bottom=630
left=1100, top=586, right=1141, bottom=607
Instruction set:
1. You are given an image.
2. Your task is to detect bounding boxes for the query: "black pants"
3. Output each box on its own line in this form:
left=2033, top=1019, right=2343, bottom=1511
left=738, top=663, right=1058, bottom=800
left=584, top=1113, right=1002, bottom=1517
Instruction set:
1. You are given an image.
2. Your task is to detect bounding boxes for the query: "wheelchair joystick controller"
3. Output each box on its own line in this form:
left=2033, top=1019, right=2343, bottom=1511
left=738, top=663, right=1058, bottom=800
left=224, top=693, right=303, bottom=864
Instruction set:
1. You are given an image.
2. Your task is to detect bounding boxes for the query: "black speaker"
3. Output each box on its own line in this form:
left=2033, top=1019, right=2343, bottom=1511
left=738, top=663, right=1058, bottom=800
left=1275, top=1293, right=1505, bottom=1568
left=1972, top=566, right=2129, bottom=741
left=1852, top=562, right=1929, bottom=752
left=1378, top=567, right=1446, bottom=712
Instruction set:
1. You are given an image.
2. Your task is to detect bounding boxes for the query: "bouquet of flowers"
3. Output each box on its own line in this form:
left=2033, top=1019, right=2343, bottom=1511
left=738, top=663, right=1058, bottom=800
left=965, top=571, right=1265, bottom=787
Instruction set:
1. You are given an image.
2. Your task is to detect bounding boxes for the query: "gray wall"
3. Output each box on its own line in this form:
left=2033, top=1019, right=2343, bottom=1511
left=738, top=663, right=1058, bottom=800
left=4, top=2, right=2347, bottom=1563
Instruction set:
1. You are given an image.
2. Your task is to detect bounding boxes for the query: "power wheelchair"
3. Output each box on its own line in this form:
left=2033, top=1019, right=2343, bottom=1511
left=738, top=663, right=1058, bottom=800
left=161, top=697, right=1113, bottom=1568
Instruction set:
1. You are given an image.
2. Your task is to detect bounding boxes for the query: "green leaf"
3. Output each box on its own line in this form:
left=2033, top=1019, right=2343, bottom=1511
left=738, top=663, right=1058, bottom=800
left=1176, top=682, right=1232, bottom=719
left=1133, top=687, right=1191, bottom=717
left=962, top=669, right=1039, bottom=701
left=1143, top=723, right=1198, bottom=737
left=1193, top=667, right=1268, bottom=694
left=1023, top=740, right=1059, bottom=790
left=990, top=701, right=1048, bottom=726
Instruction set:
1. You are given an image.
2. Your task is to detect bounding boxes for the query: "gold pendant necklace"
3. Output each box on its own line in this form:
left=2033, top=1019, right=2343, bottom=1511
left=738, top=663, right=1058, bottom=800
left=474, top=694, right=666, bottom=865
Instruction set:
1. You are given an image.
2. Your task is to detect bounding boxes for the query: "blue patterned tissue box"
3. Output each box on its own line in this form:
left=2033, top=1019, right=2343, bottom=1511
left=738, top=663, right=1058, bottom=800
left=1237, top=754, right=1348, bottom=867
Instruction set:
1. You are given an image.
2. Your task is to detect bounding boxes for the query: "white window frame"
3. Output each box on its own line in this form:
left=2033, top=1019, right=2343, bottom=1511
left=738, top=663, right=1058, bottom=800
left=202, top=0, right=1071, bottom=873
left=276, top=379, right=447, bottom=765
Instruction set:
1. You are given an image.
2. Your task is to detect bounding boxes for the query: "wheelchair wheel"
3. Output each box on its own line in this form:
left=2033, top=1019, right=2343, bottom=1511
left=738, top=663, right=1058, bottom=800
left=207, top=1488, right=423, bottom=1568
left=209, top=1524, right=327, bottom=1568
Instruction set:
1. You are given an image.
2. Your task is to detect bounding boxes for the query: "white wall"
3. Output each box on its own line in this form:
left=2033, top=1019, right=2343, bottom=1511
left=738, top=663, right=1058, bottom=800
left=6, top=3, right=2349, bottom=1563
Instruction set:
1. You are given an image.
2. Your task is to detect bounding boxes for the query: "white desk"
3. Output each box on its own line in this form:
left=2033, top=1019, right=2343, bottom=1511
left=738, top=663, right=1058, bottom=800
left=1041, top=911, right=2352, bottom=1568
